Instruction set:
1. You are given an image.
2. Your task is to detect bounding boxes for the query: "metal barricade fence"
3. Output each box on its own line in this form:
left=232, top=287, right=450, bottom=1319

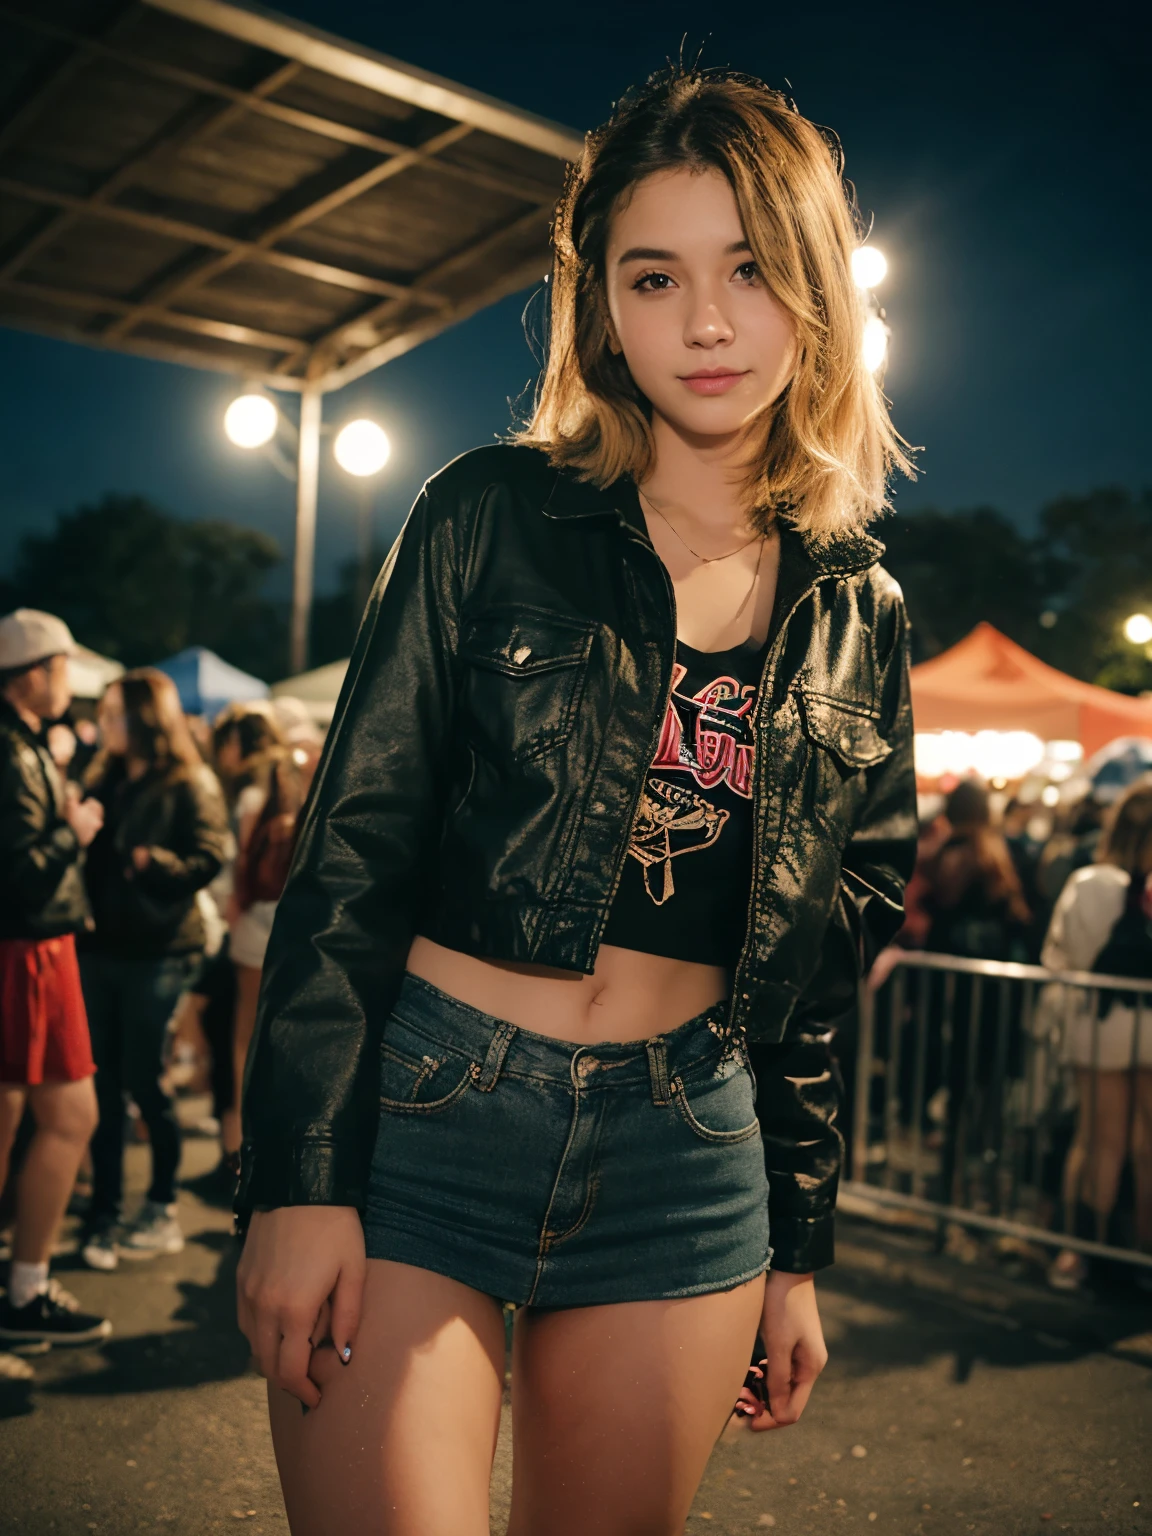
left=841, top=950, right=1152, bottom=1271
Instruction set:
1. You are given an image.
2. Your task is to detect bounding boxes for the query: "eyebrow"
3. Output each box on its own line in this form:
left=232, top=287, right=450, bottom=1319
left=616, top=239, right=752, bottom=265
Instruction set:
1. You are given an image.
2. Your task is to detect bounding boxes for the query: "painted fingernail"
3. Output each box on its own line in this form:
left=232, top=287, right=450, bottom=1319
left=340, top=1345, right=352, bottom=1363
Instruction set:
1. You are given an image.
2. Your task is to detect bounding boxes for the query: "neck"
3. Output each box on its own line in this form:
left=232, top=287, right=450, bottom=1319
left=641, top=412, right=751, bottom=532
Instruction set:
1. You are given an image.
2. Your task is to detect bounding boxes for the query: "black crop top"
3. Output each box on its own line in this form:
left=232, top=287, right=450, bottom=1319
left=602, top=636, right=768, bottom=968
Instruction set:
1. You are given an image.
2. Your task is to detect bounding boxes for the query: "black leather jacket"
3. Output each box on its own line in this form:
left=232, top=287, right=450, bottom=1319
left=81, top=762, right=231, bottom=958
left=0, top=699, right=90, bottom=940
left=240, top=445, right=917, bottom=1271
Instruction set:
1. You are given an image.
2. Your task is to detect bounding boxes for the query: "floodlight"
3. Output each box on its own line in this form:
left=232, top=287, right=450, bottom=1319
left=224, top=393, right=278, bottom=449
left=862, top=315, right=889, bottom=373
left=1123, top=613, right=1152, bottom=645
left=334, top=419, right=391, bottom=477
left=852, top=246, right=888, bottom=289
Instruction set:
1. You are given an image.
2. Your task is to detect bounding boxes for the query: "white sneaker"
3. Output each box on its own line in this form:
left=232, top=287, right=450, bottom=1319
left=120, top=1201, right=184, bottom=1260
left=80, top=1222, right=121, bottom=1272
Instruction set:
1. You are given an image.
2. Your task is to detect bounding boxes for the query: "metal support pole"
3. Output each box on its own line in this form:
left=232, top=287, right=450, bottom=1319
left=290, top=384, right=322, bottom=675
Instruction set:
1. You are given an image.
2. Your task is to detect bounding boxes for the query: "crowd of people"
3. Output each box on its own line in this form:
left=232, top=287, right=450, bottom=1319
left=893, top=773, right=1152, bottom=1290
left=0, top=608, right=317, bottom=1360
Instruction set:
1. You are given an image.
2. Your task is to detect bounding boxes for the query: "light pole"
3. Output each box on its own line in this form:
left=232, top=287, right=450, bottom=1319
left=333, top=419, right=392, bottom=620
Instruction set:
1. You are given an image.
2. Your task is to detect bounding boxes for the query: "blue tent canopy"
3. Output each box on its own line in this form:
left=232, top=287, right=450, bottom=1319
left=153, top=647, right=268, bottom=720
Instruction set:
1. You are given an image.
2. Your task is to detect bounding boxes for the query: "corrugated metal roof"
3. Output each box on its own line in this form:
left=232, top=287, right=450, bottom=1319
left=0, top=0, right=581, bottom=390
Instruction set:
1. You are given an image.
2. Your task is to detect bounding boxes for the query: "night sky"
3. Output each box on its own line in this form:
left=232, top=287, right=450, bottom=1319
left=1, top=0, right=1147, bottom=610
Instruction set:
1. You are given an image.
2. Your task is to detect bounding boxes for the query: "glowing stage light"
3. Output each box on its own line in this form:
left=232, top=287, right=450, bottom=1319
left=852, top=246, right=888, bottom=289
left=224, top=393, right=278, bottom=449
left=862, top=315, right=889, bottom=374
left=1123, top=613, right=1152, bottom=645
left=334, top=419, right=391, bottom=477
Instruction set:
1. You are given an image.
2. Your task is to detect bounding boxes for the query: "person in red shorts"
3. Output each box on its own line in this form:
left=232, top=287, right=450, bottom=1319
left=0, top=609, right=111, bottom=1346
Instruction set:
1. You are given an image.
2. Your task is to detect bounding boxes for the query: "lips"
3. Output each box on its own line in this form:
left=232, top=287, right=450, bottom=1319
left=678, top=369, right=749, bottom=396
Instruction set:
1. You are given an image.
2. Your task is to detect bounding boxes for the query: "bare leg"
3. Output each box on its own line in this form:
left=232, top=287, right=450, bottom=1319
left=1063, top=1069, right=1132, bottom=1242
left=268, top=1260, right=505, bottom=1536
left=1132, top=1069, right=1152, bottom=1251
left=12, top=1078, right=99, bottom=1263
left=508, top=1274, right=766, bottom=1536
left=0, top=1084, right=29, bottom=1199
left=223, top=963, right=262, bottom=1158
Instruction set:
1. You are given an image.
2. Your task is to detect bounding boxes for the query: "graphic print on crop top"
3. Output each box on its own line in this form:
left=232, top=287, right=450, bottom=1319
left=602, top=637, right=767, bottom=968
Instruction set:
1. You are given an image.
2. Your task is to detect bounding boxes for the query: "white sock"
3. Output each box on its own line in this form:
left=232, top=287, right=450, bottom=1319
left=8, top=1260, right=50, bottom=1309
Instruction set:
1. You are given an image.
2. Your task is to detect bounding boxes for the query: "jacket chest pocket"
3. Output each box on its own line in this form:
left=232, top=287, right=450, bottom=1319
left=795, top=686, right=892, bottom=829
left=460, top=606, right=595, bottom=764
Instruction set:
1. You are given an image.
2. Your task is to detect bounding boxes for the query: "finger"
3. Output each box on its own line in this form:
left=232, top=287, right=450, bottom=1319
left=330, top=1255, right=366, bottom=1365
left=765, top=1348, right=795, bottom=1424
left=253, top=1311, right=283, bottom=1383
left=277, top=1317, right=321, bottom=1409
left=309, top=1299, right=332, bottom=1347
left=778, top=1370, right=816, bottom=1425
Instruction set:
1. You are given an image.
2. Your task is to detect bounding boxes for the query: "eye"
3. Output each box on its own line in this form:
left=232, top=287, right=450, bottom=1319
left=632, top=270, right=675, bottom=293
left=734, top=260, right=760, bottom=284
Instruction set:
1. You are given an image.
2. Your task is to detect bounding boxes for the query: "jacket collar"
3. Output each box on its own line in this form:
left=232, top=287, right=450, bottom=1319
left=541, top=466, right=884, bottom=575
left=0, top=695, right=43, bottom=746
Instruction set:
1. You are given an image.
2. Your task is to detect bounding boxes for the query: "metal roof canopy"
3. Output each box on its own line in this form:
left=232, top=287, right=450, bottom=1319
left=0, top=0, right=580, bottom=389
left=0, top=0, right=582, bottom=668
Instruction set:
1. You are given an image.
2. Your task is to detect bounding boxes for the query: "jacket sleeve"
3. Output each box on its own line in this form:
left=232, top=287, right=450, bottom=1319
left=238, top=486, right=461, bottom=1215
left=0, top=744, right=80, bottom=913
left=750, top=580, right=917, bottom=1273
left=136, top=769, right=231, bottom=901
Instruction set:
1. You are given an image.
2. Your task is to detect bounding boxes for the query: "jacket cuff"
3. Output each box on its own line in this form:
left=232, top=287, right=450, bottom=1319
left=236, top=1137, right=369, bottom=1218
left=769, top=1213, right=835, bottom=1273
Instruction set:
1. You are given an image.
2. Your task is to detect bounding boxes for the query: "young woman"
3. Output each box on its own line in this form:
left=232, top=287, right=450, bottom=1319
left=212, top=702, right=306, bottom=1171
left=78, top=669, right=230, bottom=1269
left=237, top=68, right=917, bottom=1535
left=1042, top=778, right=1152, bottom=1289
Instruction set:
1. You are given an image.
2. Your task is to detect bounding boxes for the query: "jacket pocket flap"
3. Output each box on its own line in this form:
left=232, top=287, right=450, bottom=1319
left=798, top=688, right=892, bottom=769
left=461, top=607, right=595, bottom=677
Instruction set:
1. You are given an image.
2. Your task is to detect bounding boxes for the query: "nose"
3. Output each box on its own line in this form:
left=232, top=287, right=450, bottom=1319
left=682, top=284, right=735, bottom=350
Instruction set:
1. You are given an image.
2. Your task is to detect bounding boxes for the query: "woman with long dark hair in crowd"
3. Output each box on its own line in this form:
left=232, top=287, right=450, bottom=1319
left=211, top=703, right=306, bottom=1176
left=236, top=66, right=917, bottom=1534
left=1043, top=777, right=1152, bottom=1289
left=78, top=669, right=229, bottom=1271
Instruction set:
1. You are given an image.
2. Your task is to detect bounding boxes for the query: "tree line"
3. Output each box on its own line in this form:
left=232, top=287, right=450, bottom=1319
left=1, top=485, right=1149, bottom=691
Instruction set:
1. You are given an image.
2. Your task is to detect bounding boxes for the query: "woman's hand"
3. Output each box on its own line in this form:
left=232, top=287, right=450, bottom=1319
left=130, top=845, right=152, bottom=872
left=236, top=1205, right=366, bottom=1410
left=734, top=1270, right=828, bottom=1431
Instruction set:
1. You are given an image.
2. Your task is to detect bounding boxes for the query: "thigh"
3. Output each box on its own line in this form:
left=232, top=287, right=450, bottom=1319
left=1076, top=1069, right=1131, bottom=1149
left=268, top=1258, right=505, bottom=1536
left=509, top=1274, right=765, bottom=1536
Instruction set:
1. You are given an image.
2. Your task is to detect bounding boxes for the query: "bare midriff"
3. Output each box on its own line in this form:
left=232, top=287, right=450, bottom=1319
left=405, top=935, right=727, bottom=1045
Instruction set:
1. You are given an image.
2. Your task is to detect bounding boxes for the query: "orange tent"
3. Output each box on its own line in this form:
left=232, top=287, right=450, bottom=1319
left=909, top=623, right=1152, bottom=757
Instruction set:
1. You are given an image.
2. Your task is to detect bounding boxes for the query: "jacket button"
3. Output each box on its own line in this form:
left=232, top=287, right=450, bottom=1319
left=513, top=645, right=532, bottom=665
left=840, top=732, right=852, bottom=750
left=590, top=800, right=606, bottom=815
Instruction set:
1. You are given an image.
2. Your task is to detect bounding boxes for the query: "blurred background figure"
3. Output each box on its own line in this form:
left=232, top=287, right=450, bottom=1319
left=211, top=703, right=306, bottom=1177
left=922, top=778, right=1032, bottom=962
left=1042, top=776, right=1152, bottom=1290
left=77, top=670, right=229, bottom=1271
left=0, top=609, right=110, bottom=1347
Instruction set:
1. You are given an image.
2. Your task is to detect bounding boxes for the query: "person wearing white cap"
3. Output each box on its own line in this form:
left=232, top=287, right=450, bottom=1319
left=0, top=610, right=111, bottom=1346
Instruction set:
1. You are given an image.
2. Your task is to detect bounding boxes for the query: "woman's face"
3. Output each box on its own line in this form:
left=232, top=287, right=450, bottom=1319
left=603, top=167, right=797, bottom=444
left=215, top=730, right=242, bottom=776
left=97, top=683, right=129, bottom=757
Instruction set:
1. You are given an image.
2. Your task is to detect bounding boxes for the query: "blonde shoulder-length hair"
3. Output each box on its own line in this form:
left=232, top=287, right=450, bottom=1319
left=518, top=67, right=914, bottom=538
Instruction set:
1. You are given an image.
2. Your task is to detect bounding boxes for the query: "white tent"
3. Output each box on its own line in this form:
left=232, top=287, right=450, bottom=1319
left=69, top=645, right=124, bottom=700
left=271, top=660, right=349, bottom=726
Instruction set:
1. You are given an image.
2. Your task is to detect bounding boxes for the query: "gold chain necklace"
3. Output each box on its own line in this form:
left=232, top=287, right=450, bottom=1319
left=639, top=486, right=764, bottom=564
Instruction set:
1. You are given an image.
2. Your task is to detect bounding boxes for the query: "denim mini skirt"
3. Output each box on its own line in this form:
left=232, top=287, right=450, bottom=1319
left=363, top=974, right=772, bottom=1308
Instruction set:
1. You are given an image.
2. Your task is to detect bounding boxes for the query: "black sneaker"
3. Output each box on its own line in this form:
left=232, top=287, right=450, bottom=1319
left=0, top=1280, right=113, bottom=1346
